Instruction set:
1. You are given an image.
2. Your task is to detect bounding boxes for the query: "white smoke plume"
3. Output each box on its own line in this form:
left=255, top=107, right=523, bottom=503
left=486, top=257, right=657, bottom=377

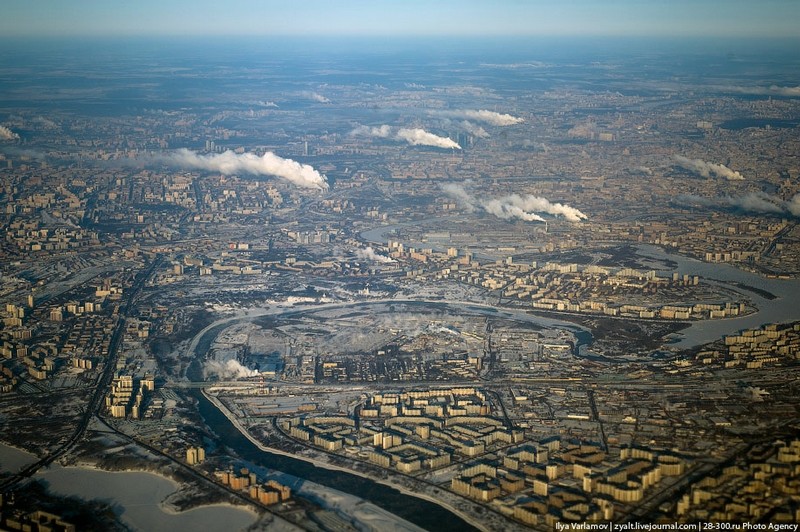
left=355, top=246, right=395, bottom=263
left=459, top=121, right=490, bottom=138
left=441, top=184, right=587, bottom=222
left=301, top=91, right=330, bottom=103
left=203, top=359, right=259, bottom=380
left=351, top=124, right=460, bottom=149
left=788, top=194, right=800, bottom=217
left=33, top=117, right=59, bottom=129
left=521, top=140, right=549, bottom=153
left=351, top=125, right=392, bottom=138
left=426, top=324, right=460, bottom=336
left=440, top=182, right=477, bottom=212
left=674, top=155, right=744, bottom=181
left=433, top=109, right=523, bottom=126
left=678, top=192, right=800, bottom=218
left=0, top=125, right=20, bottom=141
left=724, top=193, right=785, bottom=213
left=396, top=128, right=460, bottom=149
left=720, top=85, right=800, bottom=98
left=483, top=199, right=546, bottom=222
left=762, top=86, right=800, bottom=97
left=160, top=149, right=328, bottom=190
left=567, top=121, right=598, bottom=139
left=483, top=194, right=587, bottom=223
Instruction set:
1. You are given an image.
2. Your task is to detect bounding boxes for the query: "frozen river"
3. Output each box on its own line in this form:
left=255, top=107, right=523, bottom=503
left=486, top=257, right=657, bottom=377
left=361, top=215, right=800, bottom=349
left=37, top=466, right=258, bottom=532
left=636, top=245, right=800, bottom=347
left=0, top=442, right=37, bottom=476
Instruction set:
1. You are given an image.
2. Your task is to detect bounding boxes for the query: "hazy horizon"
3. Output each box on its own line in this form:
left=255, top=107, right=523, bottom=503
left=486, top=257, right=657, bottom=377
left=2, top=0, right=799, bottom=39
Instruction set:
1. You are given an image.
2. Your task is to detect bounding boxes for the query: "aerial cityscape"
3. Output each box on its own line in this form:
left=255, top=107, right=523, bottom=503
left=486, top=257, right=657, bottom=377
left=1, top=2, right=800, bottom=531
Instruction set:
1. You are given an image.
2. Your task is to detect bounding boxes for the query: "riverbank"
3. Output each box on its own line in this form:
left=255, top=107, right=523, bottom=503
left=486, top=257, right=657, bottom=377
left=201, top=390, right=511, bottom=532
left=36, top=464, right=259, bottom=532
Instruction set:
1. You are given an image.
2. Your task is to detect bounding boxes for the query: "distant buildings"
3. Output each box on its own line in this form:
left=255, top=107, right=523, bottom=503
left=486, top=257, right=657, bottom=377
left=215, top=468, right=291, bottom=506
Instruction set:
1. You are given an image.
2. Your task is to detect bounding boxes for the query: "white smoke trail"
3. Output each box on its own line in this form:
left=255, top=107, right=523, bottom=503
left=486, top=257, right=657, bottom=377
left=761, top=85, right=800, bottom=97
left=440, top=183, right=477, bottom=212
left=720, top=85, right=800, bottom=97
left=351, top=125, right=392, bottom=138
left=459, top=121, right=490, bottom=138
left=482, top=194, right=587, bottom=223
left=441, top=184, right=587, bottom=222
left=674, top=155, right=744, bottom=181
left=678, top=192, right=800, bottom=217
left=33, top=117, right=59, bottom=129
left=788, top=194, right=800, bottom=217
left=351, top=125, right=461, bottom=149
left=160, top=149, right=328, bottom=190
left=355, top=246, right=395, bottom=263
left=0, top=125, right=20, bottom=141
left=203, top=359, right=259, bottom=379
left=427, top=324, right=460, bottom=336
left=725, top=193, right=785, bottom=213
left=396, top=128, right=461, bottom=149
left=433, top=109, right=523, bottom=126
left=483, top=199, right=546, bottom=222
left=301, top=91, right=330, bottom=103
left=567, top=121, right=597, bottom=139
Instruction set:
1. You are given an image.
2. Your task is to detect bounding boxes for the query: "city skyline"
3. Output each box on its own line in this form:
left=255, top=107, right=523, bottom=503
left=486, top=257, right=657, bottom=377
left=2, top=0, right=799, bottom=38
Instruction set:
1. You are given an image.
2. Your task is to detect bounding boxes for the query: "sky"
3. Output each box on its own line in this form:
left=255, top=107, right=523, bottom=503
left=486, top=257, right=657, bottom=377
left=1, top=0, right=799, bottom=39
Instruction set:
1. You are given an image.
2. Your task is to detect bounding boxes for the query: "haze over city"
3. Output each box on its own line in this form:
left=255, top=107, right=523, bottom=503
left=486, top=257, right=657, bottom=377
left=1, top=1, right=800, bottom=531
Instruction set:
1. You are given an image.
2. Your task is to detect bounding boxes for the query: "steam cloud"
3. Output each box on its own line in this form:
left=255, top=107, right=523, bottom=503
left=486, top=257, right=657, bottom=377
left=674, top=155, right=744, bottom=181
left=441, top=183, right=587, bottom=222
left=678, top=192, right=800, bottom=218
left=459, top=121, right=489, bottom=138
left=33, top=117, right=59, bottom=129
left=721, top=85, right=800, bottom=98
left=440, top=182, right=477, bottom=213
left=789, top=195, right=800, bottom=217
left=483, top=198, right=546, bottom=222
left=432, top=109, right=523, bottom=126
left=0, top=125, right=20, bottom=141
left=396, top=128, right=461, bottom=149
left=160, top=149, right=328, bottom=190
left=203, top=359, right=259, bottom=380
left=352, top=125, right=392, bottom=138
left=351, top=125, right=461, bottom=149
left=355, top=246, right=395, bottom=263
left=567, top=121, right=598, bottom=139
left=301, top=91, right=331, bottom=103
left=484, top=194, right=588, bottom=223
